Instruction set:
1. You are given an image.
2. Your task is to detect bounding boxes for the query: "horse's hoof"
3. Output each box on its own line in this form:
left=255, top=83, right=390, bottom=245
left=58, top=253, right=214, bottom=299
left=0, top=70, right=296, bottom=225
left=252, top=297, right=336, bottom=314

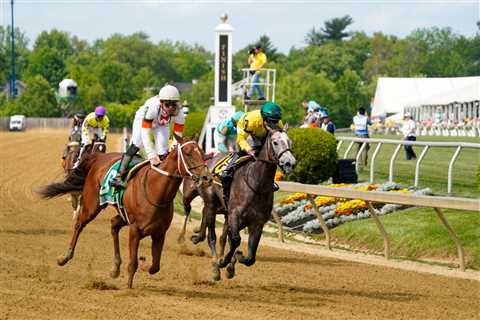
left=191, top=235, right=204, bottom=245
left=226, top=263, right=235, bottom=279
left=57, top=256, right=68, bottom=266
left=110, top=268, right=120, bottom=279
left=212, top=266, right=221, bottom=281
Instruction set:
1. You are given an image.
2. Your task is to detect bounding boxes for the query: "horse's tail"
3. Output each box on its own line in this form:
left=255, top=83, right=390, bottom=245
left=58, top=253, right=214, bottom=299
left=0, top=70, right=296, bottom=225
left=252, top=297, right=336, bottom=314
left=38, top=154, right=96, bottom=199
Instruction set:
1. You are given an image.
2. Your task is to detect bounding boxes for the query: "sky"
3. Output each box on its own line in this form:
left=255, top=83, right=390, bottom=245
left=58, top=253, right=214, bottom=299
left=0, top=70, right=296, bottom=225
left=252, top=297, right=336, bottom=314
left=0, top=0, right=479, bottom=53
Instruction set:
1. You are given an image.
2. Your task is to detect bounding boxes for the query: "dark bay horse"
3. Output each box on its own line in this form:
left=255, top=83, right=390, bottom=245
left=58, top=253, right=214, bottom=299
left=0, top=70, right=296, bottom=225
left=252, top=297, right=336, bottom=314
left=180, top=127, right=296, bottom=280
left=39, top=135, right=212, bottom=288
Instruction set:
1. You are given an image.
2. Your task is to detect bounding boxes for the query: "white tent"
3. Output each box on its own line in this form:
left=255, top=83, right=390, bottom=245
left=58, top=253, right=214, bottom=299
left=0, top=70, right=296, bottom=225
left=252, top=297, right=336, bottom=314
left=372, top=77, right=480, bottom=116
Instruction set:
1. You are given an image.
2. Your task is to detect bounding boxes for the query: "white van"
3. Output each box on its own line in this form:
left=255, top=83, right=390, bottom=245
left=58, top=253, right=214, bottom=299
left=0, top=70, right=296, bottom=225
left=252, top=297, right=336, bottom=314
left=9, top=115, right=26, bottom=131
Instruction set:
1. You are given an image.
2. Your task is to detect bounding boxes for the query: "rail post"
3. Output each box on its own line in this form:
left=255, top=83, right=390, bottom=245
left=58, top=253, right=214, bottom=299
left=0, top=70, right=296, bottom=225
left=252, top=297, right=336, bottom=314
left=367, top=202, right=391, bottom=259
left=414, top=146, right=429, bottom=187
left=343, top=141, right=355, bottom=159
left=271, top=209, right=284, bottom=243
left=433, top=207, right=466, bottom=271
left=355, top=142, right=367, bottom=174
left=370, top=142, right=383, bottom=183
left=388, top=144, right=402, bottom=183
left=308, top=194, right=331, bottom=250
left=447, top=146, right=462, bottom=195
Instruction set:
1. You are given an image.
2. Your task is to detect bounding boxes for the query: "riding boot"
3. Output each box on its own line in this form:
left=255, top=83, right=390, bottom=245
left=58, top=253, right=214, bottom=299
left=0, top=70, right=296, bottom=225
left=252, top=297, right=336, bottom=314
left=73, top=144, right=86, bottom=169
left=218, top=152, right=242, bottom=207
left=110, top=144, right=140, bottom=188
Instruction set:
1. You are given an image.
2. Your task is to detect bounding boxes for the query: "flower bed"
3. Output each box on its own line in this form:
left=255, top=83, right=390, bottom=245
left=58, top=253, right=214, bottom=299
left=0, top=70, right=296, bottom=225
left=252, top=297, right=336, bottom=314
left=273, top=182, right=432, bottom=234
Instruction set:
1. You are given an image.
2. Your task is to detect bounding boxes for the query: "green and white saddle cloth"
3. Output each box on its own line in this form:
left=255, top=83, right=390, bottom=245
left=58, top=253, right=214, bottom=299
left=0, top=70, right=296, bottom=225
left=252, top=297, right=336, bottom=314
left=99, top=160, right=129, bottom=222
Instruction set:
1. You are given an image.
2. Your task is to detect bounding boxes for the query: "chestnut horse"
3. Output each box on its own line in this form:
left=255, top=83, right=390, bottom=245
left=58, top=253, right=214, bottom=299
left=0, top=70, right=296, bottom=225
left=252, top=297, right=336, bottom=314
left=180, top=127, right=296, bottom=280
left=39, top=135, right=212, bottom=288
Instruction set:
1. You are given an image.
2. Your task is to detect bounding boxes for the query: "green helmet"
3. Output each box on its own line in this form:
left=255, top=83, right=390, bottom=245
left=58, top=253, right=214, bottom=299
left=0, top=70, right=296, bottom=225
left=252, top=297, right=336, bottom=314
left=261, top=102, right=282, bottom=122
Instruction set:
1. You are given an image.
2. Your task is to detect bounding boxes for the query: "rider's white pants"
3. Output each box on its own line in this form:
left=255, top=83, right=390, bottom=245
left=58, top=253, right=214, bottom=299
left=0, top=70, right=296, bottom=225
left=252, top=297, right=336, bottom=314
left=81, top=128, right=103, bottom=145
left=131, top=113, right=169, bottom=156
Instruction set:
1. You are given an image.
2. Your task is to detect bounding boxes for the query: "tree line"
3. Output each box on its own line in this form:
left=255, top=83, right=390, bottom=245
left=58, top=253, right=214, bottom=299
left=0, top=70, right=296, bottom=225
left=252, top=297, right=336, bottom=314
left=0, top=15, right=478, bottom=128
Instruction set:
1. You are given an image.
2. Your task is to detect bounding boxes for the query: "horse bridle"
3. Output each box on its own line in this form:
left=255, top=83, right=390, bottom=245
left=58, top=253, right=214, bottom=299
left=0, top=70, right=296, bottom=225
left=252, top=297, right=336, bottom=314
left=149, top=140, right=207, bottom=182
left=257, top=130, right=292, bottom=165
left=144, top=140, right=208, bottom=208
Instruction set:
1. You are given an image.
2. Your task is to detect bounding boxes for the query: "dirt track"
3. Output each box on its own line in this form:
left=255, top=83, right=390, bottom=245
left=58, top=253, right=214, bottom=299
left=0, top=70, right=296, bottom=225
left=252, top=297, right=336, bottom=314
left=0, top=130, right=479, bottom=320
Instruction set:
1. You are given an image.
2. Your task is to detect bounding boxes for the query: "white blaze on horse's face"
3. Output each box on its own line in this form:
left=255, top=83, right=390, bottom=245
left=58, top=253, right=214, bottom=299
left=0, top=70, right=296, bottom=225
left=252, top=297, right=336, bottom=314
left=271, top=130, right=296, bottom=174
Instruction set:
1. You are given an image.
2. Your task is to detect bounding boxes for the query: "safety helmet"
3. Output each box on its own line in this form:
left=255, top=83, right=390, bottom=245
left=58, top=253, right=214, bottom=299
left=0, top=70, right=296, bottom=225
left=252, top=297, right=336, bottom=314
left=95, top=106, right=106, bottom=117
left=261, top=102, right=282, bottom=122
left=231, top=111, right=244, bottom=124
left=75, top=110, right=86, bottom=118
left=319, top=110, right=329, bottom=119
left=158, top=84, right=180, bottom=101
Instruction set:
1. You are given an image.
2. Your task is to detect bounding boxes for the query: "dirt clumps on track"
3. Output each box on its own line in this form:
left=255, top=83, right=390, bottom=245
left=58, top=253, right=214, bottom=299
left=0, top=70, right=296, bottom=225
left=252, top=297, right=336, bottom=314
left=0, top=130, right=478, bottom=320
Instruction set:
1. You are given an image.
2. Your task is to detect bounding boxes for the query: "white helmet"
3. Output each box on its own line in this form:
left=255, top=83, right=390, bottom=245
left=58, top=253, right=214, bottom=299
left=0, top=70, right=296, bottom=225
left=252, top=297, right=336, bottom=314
left=158, top=84, right=180, bottom=101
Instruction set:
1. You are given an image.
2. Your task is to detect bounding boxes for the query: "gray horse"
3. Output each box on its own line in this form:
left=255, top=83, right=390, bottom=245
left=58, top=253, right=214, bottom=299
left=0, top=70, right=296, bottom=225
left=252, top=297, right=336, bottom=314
left=179, top=126, right=296, bottom=280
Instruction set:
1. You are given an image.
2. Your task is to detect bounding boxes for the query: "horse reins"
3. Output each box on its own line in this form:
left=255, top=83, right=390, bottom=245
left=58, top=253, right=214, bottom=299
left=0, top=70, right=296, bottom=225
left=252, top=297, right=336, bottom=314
left=143, top=140, right=208, bottom=208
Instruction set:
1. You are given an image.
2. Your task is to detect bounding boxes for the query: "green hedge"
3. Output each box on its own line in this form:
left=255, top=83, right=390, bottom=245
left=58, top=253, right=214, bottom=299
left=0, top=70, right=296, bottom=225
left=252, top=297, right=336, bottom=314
left=286, top=128, right=337, bottom=184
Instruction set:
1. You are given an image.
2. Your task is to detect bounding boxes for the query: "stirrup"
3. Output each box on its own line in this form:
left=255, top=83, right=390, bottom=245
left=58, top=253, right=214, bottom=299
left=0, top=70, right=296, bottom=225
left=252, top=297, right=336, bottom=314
left=110, top=176, right=126, bottom=188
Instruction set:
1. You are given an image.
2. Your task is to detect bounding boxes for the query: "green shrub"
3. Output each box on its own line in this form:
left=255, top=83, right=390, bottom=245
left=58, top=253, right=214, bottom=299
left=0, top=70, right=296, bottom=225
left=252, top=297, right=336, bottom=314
left=183, top=112, right=206, bottom=137
left=286, top=128, right=337, bottom=184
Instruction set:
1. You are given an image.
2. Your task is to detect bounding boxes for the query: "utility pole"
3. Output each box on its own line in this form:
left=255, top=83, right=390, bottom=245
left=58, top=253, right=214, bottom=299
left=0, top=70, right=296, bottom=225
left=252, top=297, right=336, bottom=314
left=9, top=0, right=17, bottom=98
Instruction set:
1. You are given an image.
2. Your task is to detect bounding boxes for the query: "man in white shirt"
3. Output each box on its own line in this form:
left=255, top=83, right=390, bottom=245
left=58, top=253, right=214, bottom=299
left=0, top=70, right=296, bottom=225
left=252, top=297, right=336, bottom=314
left=110, top=84, right=185, bottom=188
left=402, top=112, right=417, bottom=160
left=352, top=107, right=372, bottom=165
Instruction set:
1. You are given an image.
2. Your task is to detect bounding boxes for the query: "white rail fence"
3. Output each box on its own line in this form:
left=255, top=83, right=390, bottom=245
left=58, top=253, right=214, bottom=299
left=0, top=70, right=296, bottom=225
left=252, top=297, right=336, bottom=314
left=276, top=181, right=480, bottom=271
left=336, top=136, right=480, bottom=194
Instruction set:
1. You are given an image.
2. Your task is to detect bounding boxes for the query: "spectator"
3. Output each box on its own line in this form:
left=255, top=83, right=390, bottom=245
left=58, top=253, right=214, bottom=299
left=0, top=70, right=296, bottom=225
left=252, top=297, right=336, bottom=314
left=402, top=112, right=417, bottom=160
left=352, top=107, right=372, bottom=165
left=245, top=45, right=267, bottom=100
left=321, top=113, right=336, bottom=134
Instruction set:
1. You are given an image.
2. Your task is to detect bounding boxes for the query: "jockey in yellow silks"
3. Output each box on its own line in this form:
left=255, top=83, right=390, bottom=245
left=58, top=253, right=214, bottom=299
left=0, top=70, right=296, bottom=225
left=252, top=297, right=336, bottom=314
left=218, top=101, right=283, bottom=202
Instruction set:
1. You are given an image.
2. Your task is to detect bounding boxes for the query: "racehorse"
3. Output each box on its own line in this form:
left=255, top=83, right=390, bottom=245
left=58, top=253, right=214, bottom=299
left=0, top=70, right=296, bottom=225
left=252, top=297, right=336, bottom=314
left=62, top=136, right=107, bottom=221
left=180, top=126, right=296, bottom=280
left=39, top=135, right=212, bottom=288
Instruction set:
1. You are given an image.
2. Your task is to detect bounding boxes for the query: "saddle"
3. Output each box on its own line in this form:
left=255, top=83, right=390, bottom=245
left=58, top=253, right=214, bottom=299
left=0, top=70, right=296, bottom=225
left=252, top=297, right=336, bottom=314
left=99, top=155, right=147, bottom=223
left=211, top=153, right=252, bottom=176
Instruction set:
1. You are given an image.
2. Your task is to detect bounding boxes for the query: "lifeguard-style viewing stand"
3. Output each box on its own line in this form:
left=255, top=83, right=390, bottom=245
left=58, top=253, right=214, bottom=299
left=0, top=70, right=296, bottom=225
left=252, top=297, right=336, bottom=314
left=241, top=68, right=276, bottom=112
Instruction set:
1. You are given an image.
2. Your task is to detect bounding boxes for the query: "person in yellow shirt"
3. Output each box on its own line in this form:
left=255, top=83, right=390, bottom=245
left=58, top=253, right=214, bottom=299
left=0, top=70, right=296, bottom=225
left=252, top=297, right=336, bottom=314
left=73, top=106, right=110, bottom=168
left=245, top=45, right=267, bottom=100
left=218, top=102, right=283, bottom=201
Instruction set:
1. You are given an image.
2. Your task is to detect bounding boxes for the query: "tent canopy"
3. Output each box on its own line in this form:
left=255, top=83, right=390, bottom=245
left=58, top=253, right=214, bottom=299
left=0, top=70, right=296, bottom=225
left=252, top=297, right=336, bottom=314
left=372, top=77, right=480, bottom=116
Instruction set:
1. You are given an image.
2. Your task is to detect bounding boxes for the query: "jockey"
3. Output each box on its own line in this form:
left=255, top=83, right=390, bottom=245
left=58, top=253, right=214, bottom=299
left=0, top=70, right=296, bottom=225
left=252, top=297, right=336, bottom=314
left=214, top=111, right=244, bottom=154
left=110, top=84, right=184, bottom=188
left=61, top=110, right=86, bottom=165
left=218, top=102, right=283, bottom=199
left=73, top=106, right=110, bottom=168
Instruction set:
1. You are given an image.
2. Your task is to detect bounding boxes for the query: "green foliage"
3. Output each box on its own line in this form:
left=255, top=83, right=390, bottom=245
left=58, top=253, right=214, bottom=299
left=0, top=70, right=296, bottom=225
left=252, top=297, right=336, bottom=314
left=286, top=128, right=337, bottom=184
left=477, top=165, right=480, bottom=192
left=183, top=112, right=206, bottom=138
left=104, top=102, right=138, bottom=128
left=26, top=47, right=67, bottom=87
left=2, top=75, right=60, bottom=117
left=305, top=15, right=354, bottom=45
left=98, top=61, right=136, bottom=103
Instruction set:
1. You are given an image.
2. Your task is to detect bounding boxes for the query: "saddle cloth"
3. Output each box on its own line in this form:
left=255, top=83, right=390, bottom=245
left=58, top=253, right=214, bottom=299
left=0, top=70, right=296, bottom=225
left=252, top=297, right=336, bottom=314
left=211, top=153, right=252, bottom=175
left=99, top=156, right=147, bottom=223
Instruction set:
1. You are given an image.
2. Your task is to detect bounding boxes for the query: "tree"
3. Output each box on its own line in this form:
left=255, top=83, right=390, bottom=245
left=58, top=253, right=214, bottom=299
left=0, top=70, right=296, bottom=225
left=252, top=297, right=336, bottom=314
left=333, top=69, right=368, bottom=128
left=97, top=61, right=136, bottom=103
left=26, top=47, right=67, bottom=87
left=34, top=29, right=74, bottom=59
left=305, top=15, right=354, bottom=45
left=0, top=26, right=30, bottom=84
left=6, top=75, right=61, bottom=116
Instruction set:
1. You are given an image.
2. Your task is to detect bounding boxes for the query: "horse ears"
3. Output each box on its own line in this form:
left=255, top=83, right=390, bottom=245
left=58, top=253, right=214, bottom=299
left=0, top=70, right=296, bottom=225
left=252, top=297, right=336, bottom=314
left=284, top=123, right=289, bottom=132
left=193, top=133, right=199, bottom=142
left=173, top=132, right=184, bottom=144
